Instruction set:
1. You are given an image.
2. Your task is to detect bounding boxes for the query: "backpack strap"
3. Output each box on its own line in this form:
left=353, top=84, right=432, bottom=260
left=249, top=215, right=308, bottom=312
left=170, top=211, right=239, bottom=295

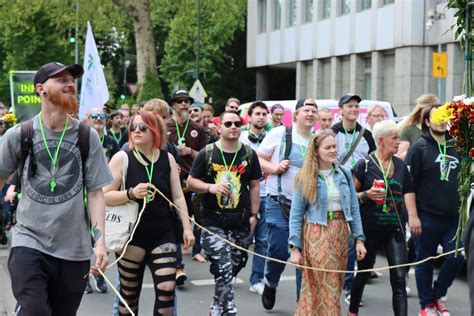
left=278, top=127, right=292, bottom=195
left=205, top=143, right=215, bottom=177
left=17, top=120, right=35, bottom=192
left=340, top=127, right=366, bottom=166
left=77, top=122, right=91, bottom=181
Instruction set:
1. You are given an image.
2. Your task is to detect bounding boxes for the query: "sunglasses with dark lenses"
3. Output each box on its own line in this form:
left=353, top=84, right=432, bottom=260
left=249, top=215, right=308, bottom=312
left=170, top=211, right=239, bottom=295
left=90, top=113, right=107, bottom=120
left=130, top=123, right=149, bottom=133
left=222, top=120, right=242, bottom=128
left=189, top=108, right=201, bottom=113
left=176, top=99, right=190, bottom=104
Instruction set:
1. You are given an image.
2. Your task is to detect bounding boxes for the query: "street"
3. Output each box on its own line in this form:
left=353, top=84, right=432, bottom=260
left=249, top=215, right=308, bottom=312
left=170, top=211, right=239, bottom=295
left=77, top=247, right=471, bottom=316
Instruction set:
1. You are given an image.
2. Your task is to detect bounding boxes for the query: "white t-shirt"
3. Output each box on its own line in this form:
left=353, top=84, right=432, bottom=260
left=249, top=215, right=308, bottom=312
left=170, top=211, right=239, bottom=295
left=257, top=126, right=310, bottom=199
left=240, top=130, right=266, bottom=197
left=319, top=169, right=342, bottom=212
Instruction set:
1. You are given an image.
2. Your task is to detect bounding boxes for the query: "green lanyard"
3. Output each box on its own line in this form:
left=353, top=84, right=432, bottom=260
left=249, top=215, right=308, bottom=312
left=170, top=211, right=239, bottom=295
left=320, top=168, right=335, bottom=220
left=112, top=129, right=122, bottom=145
left=343, top=126, right=357, bottom=166
left=134, top=148, right=155, bottom=203
left=38, top=112, right=69, bottom=192
left=100, top=135, right=104, bottom=145
left=436, top=140, right=447, bottom=181
left=374, top=153, right=392, bottom=213
left=218, top=141, right=239, bottom=175
left=296, top=131, right=313, bottom=158
left=175, top=119, right=190, bottom=145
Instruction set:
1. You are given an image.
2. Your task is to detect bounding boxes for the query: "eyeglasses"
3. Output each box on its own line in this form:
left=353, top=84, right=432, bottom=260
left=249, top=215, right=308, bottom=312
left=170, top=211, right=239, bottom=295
left=175, top=99, right=190, bottom=104
left=189, top=108, right=201, bottom=113
left=130, top=123, right=149, bottom=133
left=370, top=114, right=386, bottom=119
left=222, top=121, right=242, bottom=128
left=90, top=113, right=107, bottom=120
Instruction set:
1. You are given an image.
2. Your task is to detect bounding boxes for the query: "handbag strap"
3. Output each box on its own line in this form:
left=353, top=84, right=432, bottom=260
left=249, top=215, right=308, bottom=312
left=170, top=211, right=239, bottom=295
left=340, top=127, right=366, bottom=166
left=119, top=151, right=129, bottom=191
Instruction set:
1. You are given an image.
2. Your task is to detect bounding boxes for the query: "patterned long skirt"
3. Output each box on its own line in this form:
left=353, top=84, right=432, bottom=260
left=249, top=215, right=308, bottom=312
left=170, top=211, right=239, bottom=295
left=295, top=214, right=350, bottom=316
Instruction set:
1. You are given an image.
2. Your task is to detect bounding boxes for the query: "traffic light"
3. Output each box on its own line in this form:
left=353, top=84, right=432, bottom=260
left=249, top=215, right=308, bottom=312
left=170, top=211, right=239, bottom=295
left=64, top=29, right=76, bottom=44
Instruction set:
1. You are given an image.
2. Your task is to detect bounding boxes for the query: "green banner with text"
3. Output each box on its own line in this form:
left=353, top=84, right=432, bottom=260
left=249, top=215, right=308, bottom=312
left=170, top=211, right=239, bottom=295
left=9, top=71, right=41, bottom=123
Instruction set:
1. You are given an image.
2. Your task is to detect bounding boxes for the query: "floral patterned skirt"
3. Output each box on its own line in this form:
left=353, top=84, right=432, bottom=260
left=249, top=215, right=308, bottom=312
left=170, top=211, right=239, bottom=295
left=295, top=215, right=350, bottom=316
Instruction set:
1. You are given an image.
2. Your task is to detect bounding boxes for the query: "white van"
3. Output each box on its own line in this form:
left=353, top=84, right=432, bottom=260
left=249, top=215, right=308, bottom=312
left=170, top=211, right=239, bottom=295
left=240, top=99, right=396, bottom=129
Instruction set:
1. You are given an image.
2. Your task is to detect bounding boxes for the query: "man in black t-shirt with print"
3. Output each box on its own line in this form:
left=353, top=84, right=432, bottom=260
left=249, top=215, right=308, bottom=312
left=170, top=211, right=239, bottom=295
left=188, top=111, right=261, bottom=316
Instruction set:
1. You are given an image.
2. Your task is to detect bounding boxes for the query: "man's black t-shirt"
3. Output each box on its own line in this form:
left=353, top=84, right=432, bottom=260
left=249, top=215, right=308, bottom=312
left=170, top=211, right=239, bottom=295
left=353, top=154, right=414, bottom=233
left=190, top=143, right=262, bottom=212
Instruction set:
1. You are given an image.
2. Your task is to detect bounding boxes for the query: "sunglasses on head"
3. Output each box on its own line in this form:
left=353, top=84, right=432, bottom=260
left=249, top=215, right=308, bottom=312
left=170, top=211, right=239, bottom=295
left=222, top=120, right=242, bottom=128
left=130, top=123, right=149, bottom=133
left=189, top=108, right=201, bottom=113
left=90, top=113, right=107, bottom=120
left=176, top=99, right=190, bottom=104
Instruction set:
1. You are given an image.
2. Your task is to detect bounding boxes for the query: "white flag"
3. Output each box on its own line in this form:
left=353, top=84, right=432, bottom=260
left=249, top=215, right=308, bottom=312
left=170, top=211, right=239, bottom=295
left=79, top=21, right=109, bottom=119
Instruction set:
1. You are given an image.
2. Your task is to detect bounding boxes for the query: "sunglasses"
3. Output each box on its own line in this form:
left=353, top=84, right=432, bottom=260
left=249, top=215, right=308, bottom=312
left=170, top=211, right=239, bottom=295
left=130, top=123, right=149, bottom=133
left=90, top=113, right=107, bottom=120
left=222, top=121, right=242, bottom=128
left=175, top=99, right=190, bottom=104
left=189, top=108, right=201, bottom=113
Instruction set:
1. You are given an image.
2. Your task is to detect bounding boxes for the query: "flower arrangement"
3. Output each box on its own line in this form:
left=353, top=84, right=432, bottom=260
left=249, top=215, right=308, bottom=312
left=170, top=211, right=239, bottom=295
left=432, top=95, right=474, bottom=250
left=1, top=112, right=17, bottom=131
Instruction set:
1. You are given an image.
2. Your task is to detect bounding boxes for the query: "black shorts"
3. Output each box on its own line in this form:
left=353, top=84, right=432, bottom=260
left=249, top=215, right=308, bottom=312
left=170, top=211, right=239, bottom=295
left=8, top=246, right=89, bottom=316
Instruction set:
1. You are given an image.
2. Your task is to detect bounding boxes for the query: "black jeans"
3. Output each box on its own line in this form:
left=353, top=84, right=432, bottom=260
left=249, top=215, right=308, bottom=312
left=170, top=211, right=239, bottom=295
left=349, top=230, right=408, bottom=315
left=8, top=246, right=90, bottom=316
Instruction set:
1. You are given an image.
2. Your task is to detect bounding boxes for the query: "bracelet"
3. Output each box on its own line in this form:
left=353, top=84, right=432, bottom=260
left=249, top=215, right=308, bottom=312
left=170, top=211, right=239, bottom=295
left=358, top=191, right=368, bottom=204
left=127, top=187, right=136, bottom=200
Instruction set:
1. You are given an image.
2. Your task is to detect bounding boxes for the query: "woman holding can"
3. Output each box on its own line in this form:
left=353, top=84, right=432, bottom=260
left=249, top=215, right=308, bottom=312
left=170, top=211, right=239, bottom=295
left=348, top=120, right=420, bottom=316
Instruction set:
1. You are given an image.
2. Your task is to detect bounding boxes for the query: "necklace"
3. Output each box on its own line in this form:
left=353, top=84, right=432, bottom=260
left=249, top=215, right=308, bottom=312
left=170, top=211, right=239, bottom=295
left=38, top=112, right=69, bottom=192
left=343, top=126, right=357, bottom=167
left=320, top=168, right=335, bottom=220
left=175, top=119, right=190, bottom=145
left=374, top=152, right=392, bottom=213
left=134, top=148, right=155, bottom=204
left=436, top=140, right=447, bottom=181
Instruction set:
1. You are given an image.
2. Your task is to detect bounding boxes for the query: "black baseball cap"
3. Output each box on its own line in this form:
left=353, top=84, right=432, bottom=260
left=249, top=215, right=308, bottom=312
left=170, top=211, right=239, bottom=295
left=338, top=94, right=362, bottom=108
left=170, top=90, right=194, bottom=105
left=34, top=62, right=84, bottom=87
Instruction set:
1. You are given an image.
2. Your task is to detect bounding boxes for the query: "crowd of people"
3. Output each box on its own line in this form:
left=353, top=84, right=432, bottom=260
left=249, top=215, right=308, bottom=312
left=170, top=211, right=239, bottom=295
left=0, top=61, right=468, bottom=316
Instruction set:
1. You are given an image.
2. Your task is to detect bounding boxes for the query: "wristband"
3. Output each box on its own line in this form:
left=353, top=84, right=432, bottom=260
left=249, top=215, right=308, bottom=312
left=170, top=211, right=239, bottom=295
left=127, top=187, right=136, bottom=200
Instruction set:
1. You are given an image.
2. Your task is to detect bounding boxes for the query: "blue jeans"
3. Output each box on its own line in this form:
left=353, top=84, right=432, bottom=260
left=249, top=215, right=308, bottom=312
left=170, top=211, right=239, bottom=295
left=264, top=196, right=302, bottom=299
left=414, top=212, right=465, bottom=308
left=344, top=239, right=356, bottom=292
left=250, top=196, right=268, bottom=285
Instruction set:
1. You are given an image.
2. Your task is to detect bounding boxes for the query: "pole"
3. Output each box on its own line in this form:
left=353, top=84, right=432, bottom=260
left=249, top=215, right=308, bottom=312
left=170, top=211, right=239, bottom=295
left=438, top=43, right=445, bottom=102
left=195, top=0, right=201, bottom=80
left=465, top=2, right=474, bottom=96
left=75, top=2, right=79, bottom=95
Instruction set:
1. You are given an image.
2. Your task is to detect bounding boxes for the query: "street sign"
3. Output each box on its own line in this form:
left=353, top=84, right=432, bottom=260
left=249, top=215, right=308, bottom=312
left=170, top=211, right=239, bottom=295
left=189, top=79, right=207, bottom=105
left=433, top=52, right=447, bottom=78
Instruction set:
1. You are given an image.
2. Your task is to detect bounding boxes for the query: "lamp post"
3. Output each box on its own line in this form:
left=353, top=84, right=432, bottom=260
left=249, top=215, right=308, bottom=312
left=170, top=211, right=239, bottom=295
left=195, top=0, right=201, bottom=80
left=426, top=8, right=446, bottom=102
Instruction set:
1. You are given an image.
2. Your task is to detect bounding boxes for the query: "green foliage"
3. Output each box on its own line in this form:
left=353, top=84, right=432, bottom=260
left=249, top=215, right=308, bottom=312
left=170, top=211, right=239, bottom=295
left=160, top=0, right=247, bottom=97
left=447, top=0, right=474, bottom=45
left=136, top=67, right=163, bottom=103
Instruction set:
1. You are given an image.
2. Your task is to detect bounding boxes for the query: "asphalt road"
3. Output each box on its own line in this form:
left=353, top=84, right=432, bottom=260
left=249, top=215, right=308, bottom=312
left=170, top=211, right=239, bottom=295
left=77, top=247, right=471, bottom=316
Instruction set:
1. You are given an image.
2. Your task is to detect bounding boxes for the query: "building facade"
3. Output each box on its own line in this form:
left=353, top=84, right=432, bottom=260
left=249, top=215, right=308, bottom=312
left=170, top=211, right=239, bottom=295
left=247, top=0, right=463, bottom=115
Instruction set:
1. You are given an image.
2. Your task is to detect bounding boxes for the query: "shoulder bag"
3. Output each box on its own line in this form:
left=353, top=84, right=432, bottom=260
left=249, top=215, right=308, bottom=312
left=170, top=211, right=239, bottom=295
left=105, top=151, right=139, bottom=253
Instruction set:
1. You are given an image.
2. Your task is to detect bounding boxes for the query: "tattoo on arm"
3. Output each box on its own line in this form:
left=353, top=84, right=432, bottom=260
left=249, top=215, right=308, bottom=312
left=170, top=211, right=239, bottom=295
left=92, top=223, right=102, bottom=242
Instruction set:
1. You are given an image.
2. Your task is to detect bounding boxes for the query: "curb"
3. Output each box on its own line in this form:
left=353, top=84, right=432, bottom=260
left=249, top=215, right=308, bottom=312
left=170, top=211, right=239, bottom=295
left=0, top=248, right=15, bottom=315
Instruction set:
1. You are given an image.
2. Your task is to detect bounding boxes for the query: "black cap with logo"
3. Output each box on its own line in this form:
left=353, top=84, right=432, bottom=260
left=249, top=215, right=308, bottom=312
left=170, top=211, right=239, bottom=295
left=33, top=62, right=84, bottom=87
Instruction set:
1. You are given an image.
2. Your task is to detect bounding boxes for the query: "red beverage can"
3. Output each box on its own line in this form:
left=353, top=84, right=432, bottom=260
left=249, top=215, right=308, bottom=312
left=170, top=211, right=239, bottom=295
left=372, top=180, right=386, bottom=205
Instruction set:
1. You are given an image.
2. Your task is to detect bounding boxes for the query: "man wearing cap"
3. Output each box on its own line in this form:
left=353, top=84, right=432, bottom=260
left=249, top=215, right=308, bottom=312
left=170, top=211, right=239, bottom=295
left=189, top=103, right=204, bottom=126
left=0, top=62, right=113, bottom=315
left=331, top=94, right=375, bottom=306
left=257, top=99, right=318, bottom=310
left=108, top=110, right=128, bottom=148
left=268, top=104, right=284, bottom=129
left=167, top=90, right=208, bottom=285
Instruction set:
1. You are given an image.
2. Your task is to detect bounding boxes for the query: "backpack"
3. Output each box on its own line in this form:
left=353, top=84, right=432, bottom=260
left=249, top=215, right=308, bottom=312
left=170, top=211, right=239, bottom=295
left=204, top=142, right=254, bottom=177
left=17, top=119, right=90, bottom=194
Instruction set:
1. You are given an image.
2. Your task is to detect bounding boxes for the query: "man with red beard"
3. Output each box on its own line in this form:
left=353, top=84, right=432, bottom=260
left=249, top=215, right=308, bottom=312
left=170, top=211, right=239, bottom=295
left=0, top=62, right=113, bottom=315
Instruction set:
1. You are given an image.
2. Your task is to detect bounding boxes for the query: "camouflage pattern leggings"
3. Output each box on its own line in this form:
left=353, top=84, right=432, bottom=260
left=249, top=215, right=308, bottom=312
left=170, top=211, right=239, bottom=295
left=201, top=225, right=253, bottom=315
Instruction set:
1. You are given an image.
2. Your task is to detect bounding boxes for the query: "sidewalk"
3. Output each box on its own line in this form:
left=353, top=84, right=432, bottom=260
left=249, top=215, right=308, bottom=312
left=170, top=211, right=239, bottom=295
left=0, top=243, right=15, bottom=316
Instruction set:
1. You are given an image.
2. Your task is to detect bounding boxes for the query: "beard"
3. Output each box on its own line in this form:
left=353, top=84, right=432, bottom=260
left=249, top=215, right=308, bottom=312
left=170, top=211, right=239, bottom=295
left=46, top=88, right=78, bottom=114
left=179, top=109, right=189, bottom=121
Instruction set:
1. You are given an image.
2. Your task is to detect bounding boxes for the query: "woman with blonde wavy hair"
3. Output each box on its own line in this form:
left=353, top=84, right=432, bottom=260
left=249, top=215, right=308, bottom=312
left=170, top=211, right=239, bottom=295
left=397, top=94, right=439, bottom=160
left=288, top=129, right=366, bottom=316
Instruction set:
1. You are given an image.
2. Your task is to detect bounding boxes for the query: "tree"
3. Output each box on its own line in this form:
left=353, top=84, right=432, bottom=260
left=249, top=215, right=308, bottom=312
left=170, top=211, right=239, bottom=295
left=111, top=0, right=158, bottom=86
left=160, top=0, right=247, bottom=98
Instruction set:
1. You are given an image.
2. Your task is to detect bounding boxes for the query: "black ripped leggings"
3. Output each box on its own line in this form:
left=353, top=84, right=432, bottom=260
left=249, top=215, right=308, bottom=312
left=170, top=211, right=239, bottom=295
left=349, top=230, right=408, bottom=315
left=117, top=220, right=177, bottom=316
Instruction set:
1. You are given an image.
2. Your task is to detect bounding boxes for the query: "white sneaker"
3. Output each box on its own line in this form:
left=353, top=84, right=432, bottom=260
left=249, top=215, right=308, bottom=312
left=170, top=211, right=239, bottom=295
left=209, top=302, right=222, bottom=316
left=249, top=282, right=265, bottom=295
